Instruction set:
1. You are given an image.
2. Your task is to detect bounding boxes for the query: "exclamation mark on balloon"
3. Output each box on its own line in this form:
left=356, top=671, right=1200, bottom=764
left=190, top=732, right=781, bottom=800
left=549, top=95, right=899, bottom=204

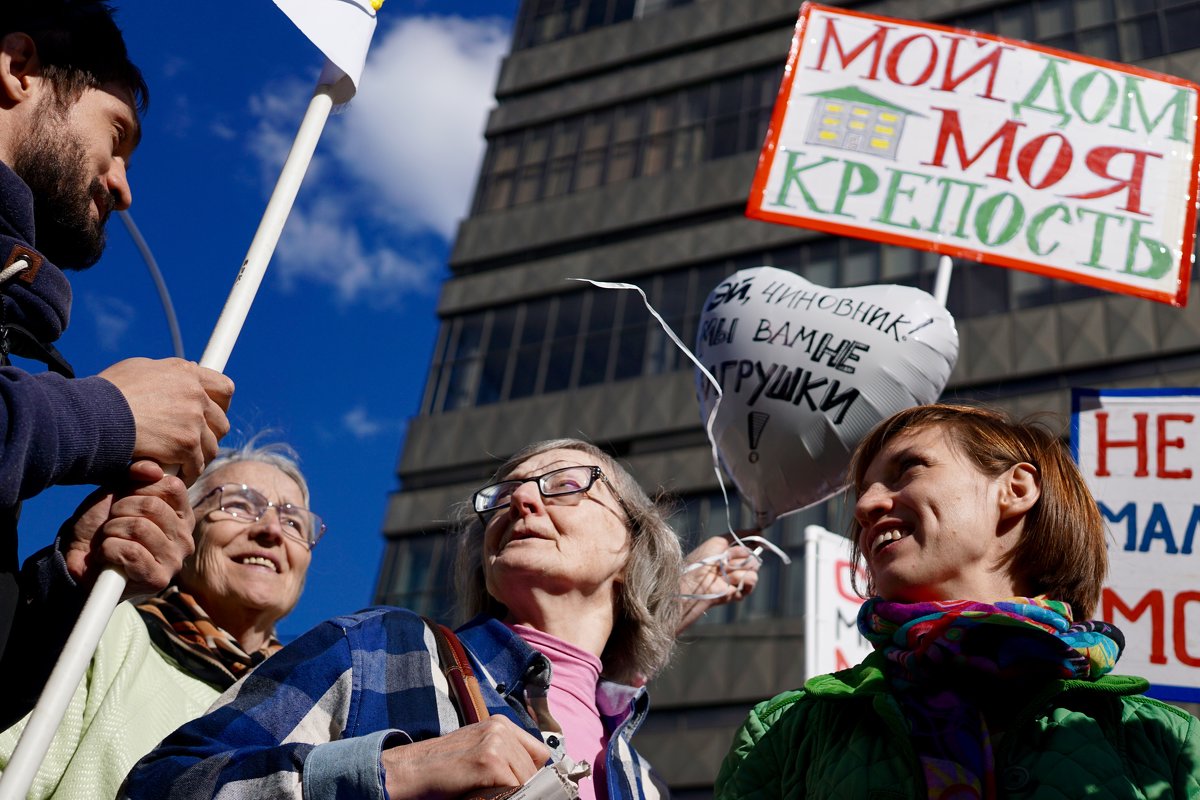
left=748, top=412, right=769, bottom=463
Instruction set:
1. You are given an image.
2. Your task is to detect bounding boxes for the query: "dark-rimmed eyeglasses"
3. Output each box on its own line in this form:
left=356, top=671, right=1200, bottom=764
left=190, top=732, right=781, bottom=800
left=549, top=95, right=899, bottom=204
left=196, top=484, right=326, bottom=549
left=472, top=465, right=626, bottom=525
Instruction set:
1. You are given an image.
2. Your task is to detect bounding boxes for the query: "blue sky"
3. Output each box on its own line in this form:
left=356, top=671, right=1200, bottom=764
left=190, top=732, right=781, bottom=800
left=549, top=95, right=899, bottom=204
left=17, top=0, right=518, bottom=639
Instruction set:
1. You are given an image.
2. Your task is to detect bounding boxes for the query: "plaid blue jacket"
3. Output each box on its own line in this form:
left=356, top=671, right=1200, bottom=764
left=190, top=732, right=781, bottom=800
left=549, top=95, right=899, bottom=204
left=121, top=608, right=666, bottom=800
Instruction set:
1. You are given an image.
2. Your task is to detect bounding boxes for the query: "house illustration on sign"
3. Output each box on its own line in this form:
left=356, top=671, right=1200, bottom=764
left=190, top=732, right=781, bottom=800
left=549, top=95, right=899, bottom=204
left=805, top=86, right=920, bottom=160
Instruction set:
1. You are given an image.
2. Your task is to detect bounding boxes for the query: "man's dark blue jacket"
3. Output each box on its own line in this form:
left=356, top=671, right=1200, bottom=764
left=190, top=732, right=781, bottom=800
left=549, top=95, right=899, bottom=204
left=0, top=161, right=137, bottom=727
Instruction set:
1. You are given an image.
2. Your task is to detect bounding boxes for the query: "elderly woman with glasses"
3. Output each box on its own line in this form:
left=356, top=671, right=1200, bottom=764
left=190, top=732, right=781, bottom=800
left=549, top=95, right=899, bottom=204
left=123, top=437, right=725, bottom=800
left=0, top=436, right=323, bottom=800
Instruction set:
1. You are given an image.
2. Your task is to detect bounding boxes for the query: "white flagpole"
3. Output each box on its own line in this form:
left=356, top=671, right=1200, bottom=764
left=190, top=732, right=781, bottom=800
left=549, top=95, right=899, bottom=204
left=0, top=72, right=340, bottom=800
left=199, top=80, right=338, bottom=371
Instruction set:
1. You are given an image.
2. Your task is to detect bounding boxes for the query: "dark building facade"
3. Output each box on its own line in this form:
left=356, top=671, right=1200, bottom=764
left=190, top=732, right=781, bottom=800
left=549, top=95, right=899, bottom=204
left=376, top=0, right=1200, bottom=794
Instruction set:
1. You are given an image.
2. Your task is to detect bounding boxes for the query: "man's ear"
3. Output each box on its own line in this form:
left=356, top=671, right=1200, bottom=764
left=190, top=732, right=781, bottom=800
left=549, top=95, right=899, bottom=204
left=0, top=33, right=40, bottom=106
left=999, top=462, right=1040, bottom=521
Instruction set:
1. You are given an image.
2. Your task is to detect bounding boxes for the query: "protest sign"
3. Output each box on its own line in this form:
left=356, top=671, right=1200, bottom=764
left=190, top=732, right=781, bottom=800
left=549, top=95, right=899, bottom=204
left=695, top=266, right=957, bottom=526
left=804, top=525, right=872, bottom=677
left=1073, top=388, right=1200, bottom=702
left=749, top=3, right=1200, bottom=306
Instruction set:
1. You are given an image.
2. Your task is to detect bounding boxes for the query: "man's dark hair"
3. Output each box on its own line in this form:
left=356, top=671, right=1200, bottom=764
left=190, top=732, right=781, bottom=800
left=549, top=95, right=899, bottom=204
left=1, top=0, right=148, bottom=113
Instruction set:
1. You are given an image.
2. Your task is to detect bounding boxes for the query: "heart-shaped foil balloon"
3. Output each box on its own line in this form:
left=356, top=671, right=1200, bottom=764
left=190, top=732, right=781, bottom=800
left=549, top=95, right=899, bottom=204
left=696, top=266, right=958, bottom=527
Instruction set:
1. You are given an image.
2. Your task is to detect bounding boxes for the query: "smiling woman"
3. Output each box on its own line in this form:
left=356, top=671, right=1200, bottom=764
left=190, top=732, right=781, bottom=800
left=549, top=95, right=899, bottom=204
left=716, top=403, right=1200, bottom=800
left=176, top=459, right=317, bottom=656
left=0, top=435, right=319, bottom=800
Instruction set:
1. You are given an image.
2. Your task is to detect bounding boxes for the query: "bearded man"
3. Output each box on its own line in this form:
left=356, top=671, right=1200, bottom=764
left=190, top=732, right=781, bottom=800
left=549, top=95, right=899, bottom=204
left=0, top=0, right=235, bottom=726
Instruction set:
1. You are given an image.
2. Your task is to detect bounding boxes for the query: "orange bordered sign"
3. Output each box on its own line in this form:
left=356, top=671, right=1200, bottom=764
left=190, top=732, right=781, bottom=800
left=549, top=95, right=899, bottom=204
left=748, top=3, right=1200, bottom=307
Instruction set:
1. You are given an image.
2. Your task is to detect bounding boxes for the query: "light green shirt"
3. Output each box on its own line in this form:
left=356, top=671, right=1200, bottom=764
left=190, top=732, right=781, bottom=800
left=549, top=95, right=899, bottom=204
left=0, top=602, right=220, bottom=799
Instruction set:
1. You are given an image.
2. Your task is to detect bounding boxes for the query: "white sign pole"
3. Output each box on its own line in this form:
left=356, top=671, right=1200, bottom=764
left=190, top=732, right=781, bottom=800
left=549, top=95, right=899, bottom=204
left=933, top=255, right=953, bottom=308
left=804, top=525, right=820, bottom=679
left=804, top=524, right=873, bottom=678
left=0, top=76, right=338, bottom=800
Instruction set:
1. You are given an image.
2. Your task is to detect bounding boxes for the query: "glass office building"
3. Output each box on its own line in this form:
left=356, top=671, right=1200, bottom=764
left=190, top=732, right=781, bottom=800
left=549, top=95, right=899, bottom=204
left=376, top=1, right=1200, bottom=793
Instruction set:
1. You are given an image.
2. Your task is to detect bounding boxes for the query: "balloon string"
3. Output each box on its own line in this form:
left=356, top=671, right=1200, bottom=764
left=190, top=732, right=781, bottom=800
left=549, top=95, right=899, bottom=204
left=569, top=279, right=791, bottom=569
left=679, top=534, right=791, bottom=600
left=569, top=279, right=720, bottom=390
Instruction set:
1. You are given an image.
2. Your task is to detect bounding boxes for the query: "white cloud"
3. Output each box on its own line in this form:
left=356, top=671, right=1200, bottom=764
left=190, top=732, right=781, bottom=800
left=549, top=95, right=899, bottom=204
left=82, top=294, right=137, bottom=351
left=342, top=404, right=406, bottom=440
left=273, top=196, right=436, bottom=304
left=209, top=120, right=237, bottom=141
left=242, top=13, right=509, bottom=305
left=161, top=55, right=189, bottom=79
left=334, top=15, right=510, bottom=239
left=247, top=80, right=328, bottom=184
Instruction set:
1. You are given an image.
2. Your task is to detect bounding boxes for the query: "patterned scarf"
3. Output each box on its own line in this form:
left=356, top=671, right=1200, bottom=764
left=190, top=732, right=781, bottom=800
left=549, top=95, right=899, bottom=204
left=858, top=597, right=1124, bottom=800
left=136, top=586, right=282, bottom=690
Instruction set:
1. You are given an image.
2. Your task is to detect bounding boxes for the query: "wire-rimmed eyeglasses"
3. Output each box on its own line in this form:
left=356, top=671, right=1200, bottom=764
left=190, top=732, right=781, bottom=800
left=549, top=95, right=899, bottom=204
left=196, top=483, right=326, bottom=549
left=472, top=465, right=627, bottom=525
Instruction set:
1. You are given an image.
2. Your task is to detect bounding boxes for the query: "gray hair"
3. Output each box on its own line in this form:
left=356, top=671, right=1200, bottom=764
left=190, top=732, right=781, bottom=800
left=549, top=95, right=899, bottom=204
left=188, top=433, right=311, bottom=509
left=454, top=438, right=683, bottom=684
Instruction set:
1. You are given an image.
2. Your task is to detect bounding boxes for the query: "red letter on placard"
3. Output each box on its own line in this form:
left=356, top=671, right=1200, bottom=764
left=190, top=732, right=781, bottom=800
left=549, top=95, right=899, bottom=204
left=922, top=109, right=1024, bottom=181
left=1156, top=414, right=1194, bottom=479
left=1095, top=412, right=1149, bottom=477
left=938, top=37, right=1010, bottom=100
left=1103, top=588, right=1166, bottom=664
left=885, top=34, right=937, bottom=87
left=815, top=17, right=891, bottom=80
left=1068, top=146, right=1162, bottom=216
left=1174, top=592, right=1200, bottom=667
left=835, top=560, right=868, bottom=603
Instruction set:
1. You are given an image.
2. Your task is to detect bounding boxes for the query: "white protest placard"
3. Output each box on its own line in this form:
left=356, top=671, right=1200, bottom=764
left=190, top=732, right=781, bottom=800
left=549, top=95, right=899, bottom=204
left=749, top=3, right=1200, bottom=306
left=803, top=524, right=873, bottom=677
left=1072, top=388, right=1200, bottom=702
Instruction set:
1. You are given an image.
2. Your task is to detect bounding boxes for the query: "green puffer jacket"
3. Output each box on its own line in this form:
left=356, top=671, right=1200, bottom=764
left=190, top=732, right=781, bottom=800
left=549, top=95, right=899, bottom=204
left=716, top=651, right=1200, bottom=799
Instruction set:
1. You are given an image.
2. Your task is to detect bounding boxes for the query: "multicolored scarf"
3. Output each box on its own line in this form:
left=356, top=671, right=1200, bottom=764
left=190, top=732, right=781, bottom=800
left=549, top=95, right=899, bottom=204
left=136, top=586, right=282, bottom=689
left=858, top=597, right=1124, bottom=800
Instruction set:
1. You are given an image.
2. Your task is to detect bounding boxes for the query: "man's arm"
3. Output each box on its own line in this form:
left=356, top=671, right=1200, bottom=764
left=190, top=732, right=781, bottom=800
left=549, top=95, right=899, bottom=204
left=0, top=357, right=233, bottom=508
left=0, top=461, right=194, bottom=728
left=0, top=368, right=136, bottom=507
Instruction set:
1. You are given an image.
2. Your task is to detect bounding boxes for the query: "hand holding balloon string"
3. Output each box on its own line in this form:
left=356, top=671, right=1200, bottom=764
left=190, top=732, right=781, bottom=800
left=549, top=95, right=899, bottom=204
left=676, top=531, right=791, bottom=633
left=680, top=531, right=790, bottom=600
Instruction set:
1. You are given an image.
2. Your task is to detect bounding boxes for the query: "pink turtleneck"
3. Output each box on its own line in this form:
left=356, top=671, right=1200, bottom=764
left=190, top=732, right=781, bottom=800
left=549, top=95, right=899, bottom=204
left=508, top=624, right=609, bottom=800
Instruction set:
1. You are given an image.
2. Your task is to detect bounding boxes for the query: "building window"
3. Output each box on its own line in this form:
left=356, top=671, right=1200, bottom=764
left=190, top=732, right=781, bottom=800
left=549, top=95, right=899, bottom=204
left=477, top=307, right=519, bottom=405
left=378, top=487, right=849, bottom=625
left=509, top=299, right=552, bottom=400
left=422, top=219, right=1193, bottom=415
left=543, top=293, right=585, bottom=393
left=578, top=288, right=620, bottom=386
left=436, top=314, right=486, bottom=412
left=512, top=0, right=695, bottom=51
left=375, top=533, right=454, bottom=620
left=945, top=0, right=1200, bottom=64
left=472, top=63, right=784, bottom=214
left=413, top=246, right=740, bottom=414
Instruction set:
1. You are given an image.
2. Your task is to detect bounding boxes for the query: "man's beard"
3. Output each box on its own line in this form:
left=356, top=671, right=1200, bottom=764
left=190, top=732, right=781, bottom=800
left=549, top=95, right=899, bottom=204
left=11, top=102, right=111, bottom=270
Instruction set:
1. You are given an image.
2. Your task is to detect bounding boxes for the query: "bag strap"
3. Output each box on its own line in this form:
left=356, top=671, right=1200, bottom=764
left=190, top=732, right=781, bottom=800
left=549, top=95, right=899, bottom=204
left=423, top=617, right=490, bottom=726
